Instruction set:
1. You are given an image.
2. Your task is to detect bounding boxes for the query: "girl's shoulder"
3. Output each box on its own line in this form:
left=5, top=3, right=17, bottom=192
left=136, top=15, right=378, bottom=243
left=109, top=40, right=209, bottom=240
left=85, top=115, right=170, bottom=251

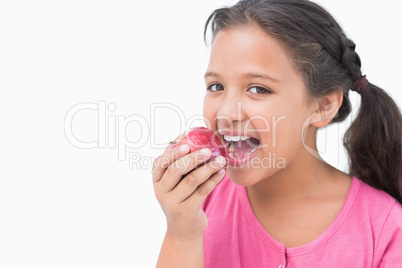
left=354, top=176, right=401, bottom=211
left=354, top=178, right=402, bottom=265
left=352, top=177, right=402, bottom=238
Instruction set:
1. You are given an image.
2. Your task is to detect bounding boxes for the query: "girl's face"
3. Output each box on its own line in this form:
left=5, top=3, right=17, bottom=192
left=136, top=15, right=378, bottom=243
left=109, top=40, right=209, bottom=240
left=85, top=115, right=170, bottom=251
left=203, top=26, right=318, bottom=186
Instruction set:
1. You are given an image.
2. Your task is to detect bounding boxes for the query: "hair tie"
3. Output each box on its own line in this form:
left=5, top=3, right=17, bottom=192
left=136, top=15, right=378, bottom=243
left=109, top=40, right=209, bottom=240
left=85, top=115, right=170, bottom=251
left=352, top=75, right=368, bottom=93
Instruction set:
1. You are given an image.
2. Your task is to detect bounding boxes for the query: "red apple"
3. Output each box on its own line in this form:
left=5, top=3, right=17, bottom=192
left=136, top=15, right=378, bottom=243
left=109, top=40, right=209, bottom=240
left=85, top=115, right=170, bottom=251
left=165, top=127, right=227, bottom=168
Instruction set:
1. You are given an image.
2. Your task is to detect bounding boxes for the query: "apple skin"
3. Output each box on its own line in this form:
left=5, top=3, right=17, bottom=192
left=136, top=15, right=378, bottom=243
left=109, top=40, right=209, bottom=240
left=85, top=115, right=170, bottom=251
left=165, top=127, right=227, bottom=168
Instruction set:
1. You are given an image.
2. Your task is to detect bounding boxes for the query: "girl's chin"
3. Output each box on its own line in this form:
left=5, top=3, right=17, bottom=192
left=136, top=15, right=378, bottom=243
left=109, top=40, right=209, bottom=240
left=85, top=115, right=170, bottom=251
left=226, top=171, right=255, bottom=186
left=226, top=168, right=281, bottom=187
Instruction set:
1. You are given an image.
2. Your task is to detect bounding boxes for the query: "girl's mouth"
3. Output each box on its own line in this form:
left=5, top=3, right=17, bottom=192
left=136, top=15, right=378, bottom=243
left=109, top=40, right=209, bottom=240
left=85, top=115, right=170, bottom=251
left=222, top=134, right=260, bottom=160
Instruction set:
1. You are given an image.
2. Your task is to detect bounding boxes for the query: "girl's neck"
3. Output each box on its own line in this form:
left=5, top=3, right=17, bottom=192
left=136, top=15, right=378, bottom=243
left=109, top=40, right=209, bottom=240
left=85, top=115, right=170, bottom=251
left=246, top=152, right=348, bottom=206
left=245, top=152, right=353, bottom=247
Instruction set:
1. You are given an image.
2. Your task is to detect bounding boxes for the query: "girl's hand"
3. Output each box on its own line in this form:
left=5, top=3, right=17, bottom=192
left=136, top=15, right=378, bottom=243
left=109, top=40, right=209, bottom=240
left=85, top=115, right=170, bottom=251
left=152, top=144, right=226, bottom=241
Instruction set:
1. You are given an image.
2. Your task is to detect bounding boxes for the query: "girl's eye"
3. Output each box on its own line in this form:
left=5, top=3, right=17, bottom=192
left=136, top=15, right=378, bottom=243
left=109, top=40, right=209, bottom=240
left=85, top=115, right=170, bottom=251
left=207, top=84, right=224, bottom=92
left=248, top=86, right=271, bottom=95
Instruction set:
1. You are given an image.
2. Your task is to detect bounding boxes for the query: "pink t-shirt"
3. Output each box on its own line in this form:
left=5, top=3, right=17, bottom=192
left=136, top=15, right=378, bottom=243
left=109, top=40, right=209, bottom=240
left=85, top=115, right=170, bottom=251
left=202, top=175, right=402, bottom=267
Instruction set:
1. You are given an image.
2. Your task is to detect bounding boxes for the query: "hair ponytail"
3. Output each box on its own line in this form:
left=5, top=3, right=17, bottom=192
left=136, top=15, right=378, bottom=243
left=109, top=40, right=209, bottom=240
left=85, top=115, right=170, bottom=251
left=344, top=83, right=402, bottom=203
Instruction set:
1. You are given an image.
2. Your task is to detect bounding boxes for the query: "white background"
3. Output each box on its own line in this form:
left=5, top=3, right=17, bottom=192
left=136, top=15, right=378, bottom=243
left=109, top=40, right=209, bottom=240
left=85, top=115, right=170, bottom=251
left=0, top=0, right=401, bottom=267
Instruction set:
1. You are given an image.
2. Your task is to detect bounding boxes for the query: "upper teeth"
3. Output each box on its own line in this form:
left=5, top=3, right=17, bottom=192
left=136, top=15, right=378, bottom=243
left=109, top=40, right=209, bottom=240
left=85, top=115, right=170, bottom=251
left=224, top=135, right=250, bottom=142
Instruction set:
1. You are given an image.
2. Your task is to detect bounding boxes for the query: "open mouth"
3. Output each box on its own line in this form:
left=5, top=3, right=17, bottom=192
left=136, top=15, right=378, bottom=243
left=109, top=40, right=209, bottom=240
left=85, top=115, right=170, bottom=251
left=222, top=134, right=260, bottom=159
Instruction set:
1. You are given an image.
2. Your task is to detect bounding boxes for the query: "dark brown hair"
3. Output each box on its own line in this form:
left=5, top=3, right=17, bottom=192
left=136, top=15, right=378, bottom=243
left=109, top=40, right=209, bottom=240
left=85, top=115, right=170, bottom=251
left=204, top=0, right=402, bottom=203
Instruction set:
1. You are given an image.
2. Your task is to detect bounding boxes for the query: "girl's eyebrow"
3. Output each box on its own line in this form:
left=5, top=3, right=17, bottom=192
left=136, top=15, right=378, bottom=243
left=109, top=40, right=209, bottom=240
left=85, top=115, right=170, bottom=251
left=204, top=71, right=220, bottom=79
left=204, top=71, right=279, bottom=83
left=242, top=72, right=280, bottom=83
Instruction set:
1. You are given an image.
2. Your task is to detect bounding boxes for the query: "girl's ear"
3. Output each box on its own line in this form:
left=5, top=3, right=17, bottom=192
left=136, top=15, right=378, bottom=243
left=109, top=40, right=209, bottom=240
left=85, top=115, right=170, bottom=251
left=310, top=90, right=343, bottom=128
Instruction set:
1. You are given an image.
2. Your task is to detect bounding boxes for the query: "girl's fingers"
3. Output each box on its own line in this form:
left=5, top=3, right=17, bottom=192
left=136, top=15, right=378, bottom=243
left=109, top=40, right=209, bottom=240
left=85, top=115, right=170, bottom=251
left=184, top=168, right=226, bottom=208
left=152, top=145, right=190, bottom=183
left=170, top=156, right=226, bottom=203
left=154, top=148, right=212, bottom=193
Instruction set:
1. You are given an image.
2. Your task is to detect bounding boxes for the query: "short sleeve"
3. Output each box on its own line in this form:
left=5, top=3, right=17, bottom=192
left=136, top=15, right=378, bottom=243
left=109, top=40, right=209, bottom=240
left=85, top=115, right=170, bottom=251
left=376, top=201, right=402, bottom=267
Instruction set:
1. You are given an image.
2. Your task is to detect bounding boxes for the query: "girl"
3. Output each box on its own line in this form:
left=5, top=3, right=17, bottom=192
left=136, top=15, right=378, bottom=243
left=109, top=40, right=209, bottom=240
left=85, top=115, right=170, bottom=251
left=152, top=0, right=402, bottom=267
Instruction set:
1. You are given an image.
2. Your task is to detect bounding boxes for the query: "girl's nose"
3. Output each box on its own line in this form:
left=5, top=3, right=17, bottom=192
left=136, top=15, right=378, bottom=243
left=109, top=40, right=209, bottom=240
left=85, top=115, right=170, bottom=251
left=216, top=95, right=244, bottom=126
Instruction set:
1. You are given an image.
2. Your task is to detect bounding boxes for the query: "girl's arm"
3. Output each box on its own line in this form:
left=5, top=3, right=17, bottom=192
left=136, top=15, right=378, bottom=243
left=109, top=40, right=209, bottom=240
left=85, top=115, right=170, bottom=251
left=152, top=145, right=226, bottom=268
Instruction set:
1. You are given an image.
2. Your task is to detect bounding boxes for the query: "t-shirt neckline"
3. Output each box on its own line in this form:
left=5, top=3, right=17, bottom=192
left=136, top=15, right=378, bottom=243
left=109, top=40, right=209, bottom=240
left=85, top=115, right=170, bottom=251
left=237, top=176, right=361, bottom=256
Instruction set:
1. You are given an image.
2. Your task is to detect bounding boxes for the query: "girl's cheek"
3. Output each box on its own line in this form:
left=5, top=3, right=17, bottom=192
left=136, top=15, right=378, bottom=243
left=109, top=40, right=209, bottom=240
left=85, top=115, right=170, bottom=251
left=202, top=104, right=216, bottom=128
left=204, top=96, right=220, bottom=113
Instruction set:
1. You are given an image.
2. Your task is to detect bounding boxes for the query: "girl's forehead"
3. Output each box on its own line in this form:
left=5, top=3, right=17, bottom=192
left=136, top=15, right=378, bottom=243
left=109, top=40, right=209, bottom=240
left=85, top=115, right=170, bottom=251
left=208, top=26, right=297, bottom=81
left=211, top=26, right=291, bottom=60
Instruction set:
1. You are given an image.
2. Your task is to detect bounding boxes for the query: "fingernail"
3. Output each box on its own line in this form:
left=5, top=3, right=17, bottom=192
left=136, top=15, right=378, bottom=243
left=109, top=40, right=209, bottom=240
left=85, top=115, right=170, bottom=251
left=218, top=169, right=225, bottom=175
left=200, top=148, right=210, bottom=156
left=179, top=144, right=189, bottom=153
